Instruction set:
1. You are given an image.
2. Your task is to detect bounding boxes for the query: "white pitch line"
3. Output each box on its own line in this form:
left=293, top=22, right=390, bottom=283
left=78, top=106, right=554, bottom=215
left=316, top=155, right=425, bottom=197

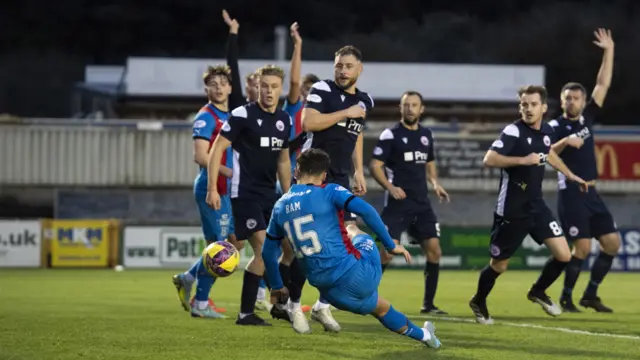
left=411, top=315, right=640, bottom=341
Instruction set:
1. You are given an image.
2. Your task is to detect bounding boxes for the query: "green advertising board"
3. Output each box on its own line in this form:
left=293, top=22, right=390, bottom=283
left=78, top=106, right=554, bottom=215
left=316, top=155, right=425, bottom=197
left=360, top=225, right=552, bottom=270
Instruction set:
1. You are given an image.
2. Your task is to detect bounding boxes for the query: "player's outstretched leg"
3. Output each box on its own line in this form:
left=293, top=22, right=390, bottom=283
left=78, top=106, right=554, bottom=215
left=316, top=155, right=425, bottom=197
left=190, top=261, right=225, bottom=319
left=527, top=237, right=570, bottom=317
left=372, top=297, right=441, bottom=349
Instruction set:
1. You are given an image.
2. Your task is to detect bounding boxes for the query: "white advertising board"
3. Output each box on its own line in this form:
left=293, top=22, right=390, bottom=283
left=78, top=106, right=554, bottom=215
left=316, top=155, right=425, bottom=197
left=123, top=226, right=253, bottom=268
left=125, top=57, right=545, bottom=102
left=0, top=220, right=41, bottom=267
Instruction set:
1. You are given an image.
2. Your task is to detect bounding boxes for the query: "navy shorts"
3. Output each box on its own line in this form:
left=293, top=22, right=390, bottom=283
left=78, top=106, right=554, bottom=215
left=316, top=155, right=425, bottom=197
left=490, top=203, right=563, bottom=260
left=381, top=198, right=439, bottom=243
left=231, top=197, right=275, bottom=241
left=318, top=234, right=382, bottom=315
left=326, top=174, right=357, bottom=222
left=558, top=185, right=617, bottom=241
left=195, top=191, right=234, bottom=242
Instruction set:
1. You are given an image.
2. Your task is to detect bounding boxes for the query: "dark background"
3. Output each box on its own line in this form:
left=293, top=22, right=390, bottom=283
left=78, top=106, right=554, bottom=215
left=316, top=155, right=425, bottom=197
left=1, top=0, right=638, bottom=123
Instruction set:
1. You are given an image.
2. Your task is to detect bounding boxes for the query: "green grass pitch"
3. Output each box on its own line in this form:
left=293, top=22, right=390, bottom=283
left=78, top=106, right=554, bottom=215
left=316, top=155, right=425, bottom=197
left=1, top=269, right=639, bottom=360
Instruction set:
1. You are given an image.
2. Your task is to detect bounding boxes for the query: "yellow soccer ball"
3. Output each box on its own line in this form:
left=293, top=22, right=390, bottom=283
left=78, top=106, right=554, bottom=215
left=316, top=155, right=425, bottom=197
left=201, top=241, right=240, bottom=277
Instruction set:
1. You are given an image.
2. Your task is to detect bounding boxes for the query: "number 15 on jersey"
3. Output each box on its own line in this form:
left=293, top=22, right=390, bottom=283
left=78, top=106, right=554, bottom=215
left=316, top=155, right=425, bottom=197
left=283, top=215, right=323, bottom=258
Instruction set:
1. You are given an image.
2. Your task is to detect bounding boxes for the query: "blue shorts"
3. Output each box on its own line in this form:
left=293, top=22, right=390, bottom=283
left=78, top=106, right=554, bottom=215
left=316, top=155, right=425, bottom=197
left=195, top=192, right=234, bottom=242
left=319, top=234, right=382, bottom=315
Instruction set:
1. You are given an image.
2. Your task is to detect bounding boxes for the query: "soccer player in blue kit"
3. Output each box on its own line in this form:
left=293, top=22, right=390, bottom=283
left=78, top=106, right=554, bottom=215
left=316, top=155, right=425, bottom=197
left=172, top=65, right=238, bottom=318
left=207, top=65, right=292, bottom=326
left=262, top=149, right=441, bottom=349
left=549, top=29, right=620, bottom=313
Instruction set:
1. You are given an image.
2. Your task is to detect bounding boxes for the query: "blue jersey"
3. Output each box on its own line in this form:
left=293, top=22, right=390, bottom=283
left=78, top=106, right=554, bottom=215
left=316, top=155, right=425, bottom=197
left=282, top=99, right=304, bottom=172
left=267, top=183, right=362, bottom=288
left=191, top=104, right=233, bottom=194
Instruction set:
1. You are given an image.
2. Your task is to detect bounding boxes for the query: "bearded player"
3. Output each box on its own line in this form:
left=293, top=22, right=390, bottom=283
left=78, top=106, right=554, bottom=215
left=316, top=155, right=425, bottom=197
left=370, top=91, right=450, bottom=314
left=549, top=29, right=619, bottom=313
left=269, top=45, right=373, bottom=332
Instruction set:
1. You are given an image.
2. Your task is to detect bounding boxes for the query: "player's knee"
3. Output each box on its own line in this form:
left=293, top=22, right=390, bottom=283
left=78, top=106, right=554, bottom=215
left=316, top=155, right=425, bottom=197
left=599, top=232, right=621, bottom=256
left=426, top=246, right=442, bottom=262
left=227, top=235, right=244, bottom=251
left=554, top=245, right=572, bottom=263
left=489, top=258, right=509, bottom=273
left=571, top=238, right=591, bottom=259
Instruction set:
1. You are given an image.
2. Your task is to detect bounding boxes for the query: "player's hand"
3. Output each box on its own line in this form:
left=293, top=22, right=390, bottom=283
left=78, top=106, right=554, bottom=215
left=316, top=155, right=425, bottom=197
left=388, top=186, right=406, bottom=200
left=270, top=287, right=290, bottom=305
left=593, top=28, right=614, bottom=50
left=390, top=244, right=412, bottom=264
left=566, top=136, right=584, bottom=149
left=290, top=22, right=302, bottom=46
left=521, top=153, right=541, bottom=166
left=433, top=184, right=450, bottom=203
left=568, top=173, right=589, bottom=192
left=353, top=171, right=367, bottom=196
left=206, top=190, right=221, bottom=210
left=345, top=105, right=366, bottom=119
left=222, top=9, right=239, bottom=34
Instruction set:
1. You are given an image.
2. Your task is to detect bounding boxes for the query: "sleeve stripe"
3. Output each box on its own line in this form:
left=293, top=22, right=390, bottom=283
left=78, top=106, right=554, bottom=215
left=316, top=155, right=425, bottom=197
left=266, top=233, right=283, bottom=241
left=343, top=195, right=356, bottom=212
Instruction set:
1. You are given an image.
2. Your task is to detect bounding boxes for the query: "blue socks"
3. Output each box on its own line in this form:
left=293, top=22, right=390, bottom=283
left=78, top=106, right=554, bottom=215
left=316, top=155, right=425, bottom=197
left=378, top=305, right=425, bottom=342
left=194, top=260, right=216, bottom=301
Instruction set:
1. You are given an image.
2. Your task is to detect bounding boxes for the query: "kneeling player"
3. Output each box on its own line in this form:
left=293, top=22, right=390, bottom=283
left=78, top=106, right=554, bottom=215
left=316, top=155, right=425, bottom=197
left=469, top=86, right=588, bottom=324
left=370, top=91, right=450, bottom=314
left=262, top=149, right=441, bottom=349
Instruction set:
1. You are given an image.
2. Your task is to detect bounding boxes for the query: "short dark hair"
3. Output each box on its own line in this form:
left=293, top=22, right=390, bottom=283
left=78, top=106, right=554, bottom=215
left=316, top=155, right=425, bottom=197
left=560, top=82, right=587, bottom=95
left=334, top=45, right=362, bottom=61
left=203, top=65, right=232, bottom=85
left=302, top=74, right=320, bottom=86
left=297, top=149, right=330, bottom=176
left=401, top=90, right=424, bottom=104
left=518, top=85, right=548, bottom=104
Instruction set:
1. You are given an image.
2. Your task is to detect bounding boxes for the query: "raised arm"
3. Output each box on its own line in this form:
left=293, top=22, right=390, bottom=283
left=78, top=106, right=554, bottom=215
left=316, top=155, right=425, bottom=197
left=286, top=22, right=302, bottom=105
left=223, top=10, right=244, bottom=109
left=591, top=28, right=615, bottom=107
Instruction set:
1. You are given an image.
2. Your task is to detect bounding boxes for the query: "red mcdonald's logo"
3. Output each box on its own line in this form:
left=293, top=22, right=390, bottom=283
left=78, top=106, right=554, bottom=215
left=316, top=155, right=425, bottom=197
left=595, top=144, right=619, bottom=178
